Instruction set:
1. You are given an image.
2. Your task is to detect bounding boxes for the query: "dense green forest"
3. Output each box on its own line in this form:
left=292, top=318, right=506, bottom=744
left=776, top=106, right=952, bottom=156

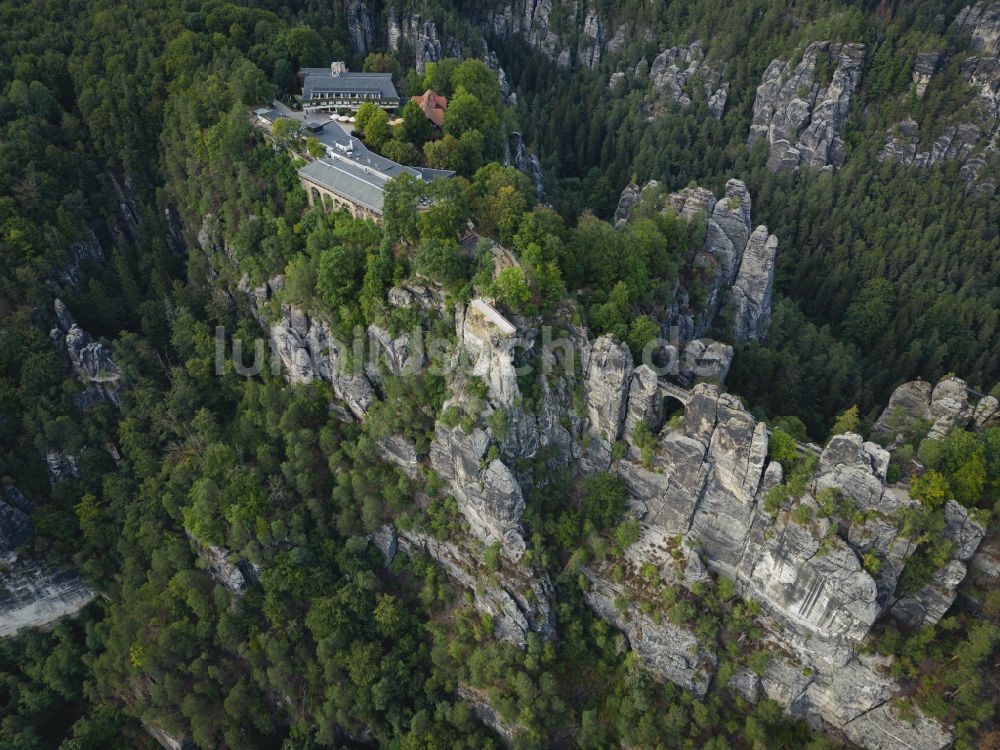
left=1, top=0, right=999, bottom=748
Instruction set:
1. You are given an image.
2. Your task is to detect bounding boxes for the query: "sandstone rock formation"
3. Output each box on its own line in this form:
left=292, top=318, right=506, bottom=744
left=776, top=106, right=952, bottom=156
left=878, top=2, right=1000, bottom=196
left=561, top=371, right=965, bottom=749
left=872, top=375, right=975, bottom=443
left=614, top=178, right=779, bottom=347
left=640, top=42, right=728, bottom=118
left=729, top=226, right=778, bottom=341
left=1, top=484, right=96, bottom=639
left=397, top=529, right=554, bottom=646
left=505, top=132, right=545, bottom=198
left=51, top=299, right=122, bottom=409
left=581, top=570, right=716, bottom=696
left=749, top=41, right=866, bottom=172
left=612, top=179, right=660, bottom=226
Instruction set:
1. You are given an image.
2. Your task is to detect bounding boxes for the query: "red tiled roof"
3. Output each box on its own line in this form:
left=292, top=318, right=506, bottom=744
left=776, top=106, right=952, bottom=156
left=411, top=89, right=448, bottom=128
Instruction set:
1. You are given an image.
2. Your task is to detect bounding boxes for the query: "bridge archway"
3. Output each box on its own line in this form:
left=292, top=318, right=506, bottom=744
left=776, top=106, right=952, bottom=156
left=662, top=394, right=686, bottom=431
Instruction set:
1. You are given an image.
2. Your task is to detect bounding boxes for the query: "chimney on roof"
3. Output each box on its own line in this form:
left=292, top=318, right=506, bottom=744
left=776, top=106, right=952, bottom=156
left=331, top=61, right=347, bottom=75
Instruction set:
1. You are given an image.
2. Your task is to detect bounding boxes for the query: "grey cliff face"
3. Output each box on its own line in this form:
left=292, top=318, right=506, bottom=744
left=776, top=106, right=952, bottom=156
left=266, top=300, right=375, bottom=420
left=749, top=41, right=866, bottom=172
left=560, top=369, right=966, bottom=749
left=872, top=375, right=975, bottom=443
left=628, top=178, right=778, bottom=345
left=638, top=42, right=728, bottom=119
left=581, top=570, right=717, bottom=696
left=505, top=132, right=545, bottom=199
left=344, top=0, right=376, bottom=55
left=1, top=484, right=96, bottom=639
left=51, top=299, right=122, bottom=409
left=878, top=2, right=1000, bottom=195
left=397, top=530, right=554, bottom=646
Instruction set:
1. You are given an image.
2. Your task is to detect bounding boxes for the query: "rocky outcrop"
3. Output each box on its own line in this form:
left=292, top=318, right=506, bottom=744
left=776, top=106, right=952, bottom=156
left=188, top=534, right=248, bottom=594
left=872, top=376, right=976, bottom=443
left=60, top=227, right=105, bottom=286
left=580, top=570, right=716, bottom=696
left=612, top=179, right=659, bottom=226
left=0, top=563, right=97, bottom=640
left=1, top=484, right=96, bottom=639
left=614, top=178, right=779, bottom=346
left=912, top=50, right=945, bottom=98
left=749, top=41, right=866, bottom=172
left=639, top=42, right=728, bottom=118
left=505, top=132, right=545, bottom=198
left=46, top=449, right=81, bottom=484
left=480, top=0, right=572, bottom=68
left=581, top=335, right=633, bottom=470
left=458, top=684, right=520, bottom=745
left=878, top=3, right=1000, bottom=196
left=577, top=10, right=604, bottom=68
left=891, top=499, right=985, bottom=626
left=51, top=299, right=122, bottom=409
left=267, top=301, right=375, bottom=420
left=143, top=721, right=197, bottom=750
left=397, top=529, right=554, bottom=646
left=560, top=371, right=962, bottom=748
left=344, top=0, right=376, bottom=55
left=387, top=9, right=461, bottom=73
left=728, top=226, right=778, bottom=342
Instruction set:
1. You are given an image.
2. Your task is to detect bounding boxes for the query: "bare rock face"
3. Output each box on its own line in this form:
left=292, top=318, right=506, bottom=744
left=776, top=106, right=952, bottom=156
left=872, top=376, right=976, bottom=442
left=0, top=560, right=96, bottom=638
left=892, top=559, right=968, bottom=627
left=430, top=422, right=527, bottom=559
left=480, top=0, right=571, bottom=68
left=871, top=379, right=934, bottom=442
left=783, top=655, right=951, bottom=750
left=369, top=524, right=398, bottom=566
left=505, top=132, right=545, bottom=199
left=678, top=338, right=734, bottom=383
left=345, top=0, right=375, bottom=55
left=387, top=10, right=460, bottom=73
left=581, top=335, right=633, bottom=470
left=375, top=435, right=419, bottom=477
left=51, top=299, right=122, bottom=409
left=458, top=684, right=521, bottom=744
left=397, top=530, right=554, bottom=646
left=580, top=571, right=716, bottom=696
left=366, top=324, right=425, bottom=387
left=728, top=226, right=778, bottom=342
left=749, top=41, right=866, bottom=172
left=46, top=449, right=81, bottom=484
left=613, top=179, right=659, bottom=226
left=748, top=519, right=881, bottom=658
left=973, top=394, right=999, bottom=428
left=878, top=3, right=1000, bottom=195
left=615, top=177, right=778, bottom=345
left=459, top=300, right=521, bottom=408
left=623, top=365, right=664, bottom=442
left=641, top=42, right=729, bottom=118
left=188, top=534, right=248, bottom=594
left=267, top=302, right=375, bottom=419
left=927, top=377, right=973, bottom=439
left=577, top=10, right=604, bottom=68
left=912, top=50, right=944, bottom=98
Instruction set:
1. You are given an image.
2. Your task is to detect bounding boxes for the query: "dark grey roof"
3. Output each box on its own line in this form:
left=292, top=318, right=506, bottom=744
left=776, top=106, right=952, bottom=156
left=302, top=71, right=399, bottom=102
left=299, top=156, right=391, bottom=213
left=255, top=109, right=283, bottom=124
